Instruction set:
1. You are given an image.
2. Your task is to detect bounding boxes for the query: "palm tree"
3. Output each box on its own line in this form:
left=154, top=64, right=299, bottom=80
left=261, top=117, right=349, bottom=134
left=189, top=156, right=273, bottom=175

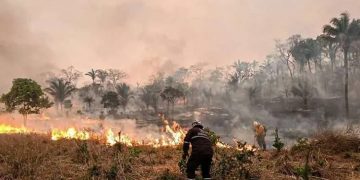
left=323, top=12, right=360, bottom=119
left=290, top=38, right=321, bottom=73
left=115, top=83, right=133, bottom=112
left=45, top=78, right=76, bottom=110
left=317, top=35, right=339, bottom=71
left=85, top=69, right=97, bottom=84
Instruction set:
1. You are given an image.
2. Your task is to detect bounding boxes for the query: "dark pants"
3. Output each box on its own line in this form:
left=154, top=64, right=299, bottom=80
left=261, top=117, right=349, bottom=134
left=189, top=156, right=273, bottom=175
left=186, top=154, right=212, bottom=179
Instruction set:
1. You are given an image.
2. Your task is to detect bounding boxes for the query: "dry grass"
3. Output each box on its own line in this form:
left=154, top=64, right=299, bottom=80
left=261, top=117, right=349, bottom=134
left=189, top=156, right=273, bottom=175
left=0, top=132, right=359, bottom=180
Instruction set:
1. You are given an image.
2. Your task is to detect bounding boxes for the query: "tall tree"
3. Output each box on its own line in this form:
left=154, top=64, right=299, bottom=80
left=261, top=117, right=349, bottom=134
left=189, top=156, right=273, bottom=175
left=323, top=12, right=360, bottom=119
left=101, top=91, right=120, bottom=115
left=107, top=69, right=127, bottom=87
left=96, top=69, right=108, bottom=85
left=115, top=83, right=133, bottom=111
left=45, top=78, right=76, bottom=110
left=160, top=86, right=184, bottom=116
left=60, top=66, right=82, bottom=86
left=290, top=38, right=321, bottom=73
left=1, top=79, right=52, bottom=126
left=85, top=69, right=98, bottom=84
left=317, top=35, right=339, bottom=71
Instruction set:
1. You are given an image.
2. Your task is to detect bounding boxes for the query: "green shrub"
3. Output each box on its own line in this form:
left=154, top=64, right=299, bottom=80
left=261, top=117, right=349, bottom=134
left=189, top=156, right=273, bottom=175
left=272, top=128, right=284, bottom=152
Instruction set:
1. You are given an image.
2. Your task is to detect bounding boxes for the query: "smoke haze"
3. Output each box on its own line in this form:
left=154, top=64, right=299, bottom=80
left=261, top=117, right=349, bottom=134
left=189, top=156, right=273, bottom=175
left=1, top=0, right=360, bottom=93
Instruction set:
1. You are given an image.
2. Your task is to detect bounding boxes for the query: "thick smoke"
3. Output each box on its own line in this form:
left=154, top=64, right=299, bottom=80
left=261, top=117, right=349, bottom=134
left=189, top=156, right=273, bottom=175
left=0, top=1, right=56, bottom=93
left=2, top=0, right=360, bottom=92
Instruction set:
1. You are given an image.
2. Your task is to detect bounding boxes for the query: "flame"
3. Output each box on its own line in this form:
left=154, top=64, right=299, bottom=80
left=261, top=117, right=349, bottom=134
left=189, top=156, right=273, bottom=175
left=51, top=128, right=90, bottom=141
left=0, top=124, right=28, bottom=134
left=0, top=119, right=256, bottom=152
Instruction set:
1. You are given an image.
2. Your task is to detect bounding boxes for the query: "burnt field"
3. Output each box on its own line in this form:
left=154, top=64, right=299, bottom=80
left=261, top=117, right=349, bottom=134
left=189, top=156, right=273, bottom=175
left=0, top=131, right=359, bottom=180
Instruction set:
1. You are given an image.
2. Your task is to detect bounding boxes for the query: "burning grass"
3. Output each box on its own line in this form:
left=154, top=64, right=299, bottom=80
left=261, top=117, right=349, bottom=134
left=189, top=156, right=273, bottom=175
left=0, top=131, right=359, bottom=179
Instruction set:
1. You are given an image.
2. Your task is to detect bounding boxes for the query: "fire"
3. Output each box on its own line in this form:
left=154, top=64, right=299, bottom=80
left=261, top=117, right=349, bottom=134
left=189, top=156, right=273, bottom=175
left=51, top=128, right=90, bottom=141
left=106, top=129, right=133, bottom=146
left=0, top=119, right=256, bottom=152
left=0, top=124, right=28, bottom=134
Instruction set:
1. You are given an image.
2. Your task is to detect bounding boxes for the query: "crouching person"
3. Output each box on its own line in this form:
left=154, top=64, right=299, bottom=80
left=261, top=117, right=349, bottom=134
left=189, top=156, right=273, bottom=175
left=183, top=121, right=213, bottom=180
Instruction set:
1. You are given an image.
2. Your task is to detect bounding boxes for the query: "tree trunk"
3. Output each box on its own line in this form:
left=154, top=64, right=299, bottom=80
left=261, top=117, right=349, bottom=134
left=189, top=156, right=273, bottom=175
left=344, top=49, right=350, bottom=121
left=23, top=114, right=27, bottom=127
left=286, top=58, right=294, bottom=79
left=307, top=59, right=312, bottom=73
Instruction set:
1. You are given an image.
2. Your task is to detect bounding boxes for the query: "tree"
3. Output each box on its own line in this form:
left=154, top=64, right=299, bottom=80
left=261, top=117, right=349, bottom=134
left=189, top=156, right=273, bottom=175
left=44, top=78, right=76, bottom=110
left=96, top=69, right=108, bottom=85
left=101, top=91, right=120, bottom=114
left=317, top=35, right=339, bottom=71
left=85, top=69, right=98, bottom=84
left=290, top=38, right=321, bottom=73
left=107, top=69, right=127, bottom=87
left=291, top=77, right=317, bottom=109
left=83, top=96, right=94, bottom=111
left=60, top=66, right=82, bottom=86
left=275, top=35, right=301, bottom=79
left=0, top=78, right=52, bottom=126
left=140, top=87, right=152, bottom=111
left=160, top=86, right=184, bottom=116
left=115, top=83, right=133, bottom=111
left=323, top=12, right=360, bottom=119
left=227, top=60, right=255, bottom=91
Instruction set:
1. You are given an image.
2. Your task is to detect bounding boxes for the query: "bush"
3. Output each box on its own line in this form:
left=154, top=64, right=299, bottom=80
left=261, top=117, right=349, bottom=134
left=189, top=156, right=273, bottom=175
left=273, top=128, right=285, bottom=152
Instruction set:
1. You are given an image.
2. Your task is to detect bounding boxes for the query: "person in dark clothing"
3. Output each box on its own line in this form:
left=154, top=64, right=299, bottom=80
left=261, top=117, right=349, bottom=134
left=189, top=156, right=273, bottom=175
left=183, top=121, right=213, bottom=180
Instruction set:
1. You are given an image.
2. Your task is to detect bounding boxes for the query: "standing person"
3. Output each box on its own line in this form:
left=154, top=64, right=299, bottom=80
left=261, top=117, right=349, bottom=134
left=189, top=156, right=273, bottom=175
left=253, top=121, right=267, bottom=150
left=182, top=121, right=213, bottom=180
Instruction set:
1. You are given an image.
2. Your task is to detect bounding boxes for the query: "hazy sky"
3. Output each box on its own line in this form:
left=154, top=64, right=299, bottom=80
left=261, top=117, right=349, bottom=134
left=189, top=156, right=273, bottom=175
left=1, top=0, right=360, bottom=92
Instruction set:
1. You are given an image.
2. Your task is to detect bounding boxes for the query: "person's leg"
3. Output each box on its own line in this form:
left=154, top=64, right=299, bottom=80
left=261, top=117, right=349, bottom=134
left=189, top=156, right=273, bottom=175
left=186, top=155, right=200, bottom=179
left=200, top=154, right=212, bottom=179
left=256, top=136, right=262, bottom=149
left=262, top=136, right=266, bottom=150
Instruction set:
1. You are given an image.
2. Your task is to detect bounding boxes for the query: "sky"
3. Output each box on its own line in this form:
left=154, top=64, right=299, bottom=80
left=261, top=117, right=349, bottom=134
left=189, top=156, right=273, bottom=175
left=0, top=0, right=360, bottom=92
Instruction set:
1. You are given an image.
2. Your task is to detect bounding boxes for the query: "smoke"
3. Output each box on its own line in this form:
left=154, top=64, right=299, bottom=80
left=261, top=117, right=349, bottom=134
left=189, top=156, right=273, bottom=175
left=0, top=1, right=57, bottom=93
left=1, top=0, right=360, bottom=93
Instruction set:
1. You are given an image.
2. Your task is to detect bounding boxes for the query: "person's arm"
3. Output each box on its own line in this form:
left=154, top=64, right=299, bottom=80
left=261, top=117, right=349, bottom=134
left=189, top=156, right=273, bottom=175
left=182, top=129, right=193, bottom=159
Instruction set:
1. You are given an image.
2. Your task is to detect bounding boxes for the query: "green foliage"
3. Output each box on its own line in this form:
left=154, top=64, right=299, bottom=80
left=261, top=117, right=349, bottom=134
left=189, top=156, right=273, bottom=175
left=101, top=91, right=120, bottom=110
left=129, top=147, right=142, bottom=158
left=204, top=128, right=220, bottom=146
left=177, top=158, right=186, bottom=174
left=44, top=78, right=76, bottom=109
left=273, top=128, right=285, bottom=152
left=291, top=137, right=310, bottom=152
left=116, top=83, right=133, bottom=111
left=295, top=166, right=310, bottom=180
left=0, top=78, right=52, bottom=117
left=214, top=147, right=255, bottom=179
